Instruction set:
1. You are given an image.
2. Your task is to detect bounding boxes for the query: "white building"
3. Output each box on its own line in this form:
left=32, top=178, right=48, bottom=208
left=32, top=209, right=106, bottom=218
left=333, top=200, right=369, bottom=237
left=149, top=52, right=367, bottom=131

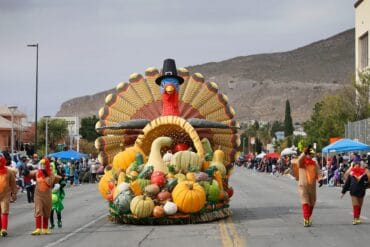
left=355, top=0, right=370, bottom=75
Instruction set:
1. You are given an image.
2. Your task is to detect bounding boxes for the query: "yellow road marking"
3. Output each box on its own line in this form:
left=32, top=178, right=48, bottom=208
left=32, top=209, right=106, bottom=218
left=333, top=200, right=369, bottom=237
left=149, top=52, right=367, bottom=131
left=218, top=217, right=246, bottom=247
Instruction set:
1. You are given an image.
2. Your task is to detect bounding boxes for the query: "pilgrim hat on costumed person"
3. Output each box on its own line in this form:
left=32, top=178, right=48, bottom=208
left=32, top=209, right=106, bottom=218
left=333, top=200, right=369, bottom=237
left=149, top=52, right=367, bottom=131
left=155, top=58, right=184, bottom=85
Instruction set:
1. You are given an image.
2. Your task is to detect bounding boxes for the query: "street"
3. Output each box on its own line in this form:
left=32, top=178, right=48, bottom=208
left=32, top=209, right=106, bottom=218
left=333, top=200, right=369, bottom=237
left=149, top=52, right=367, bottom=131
left=2, top=167, right=370, bottom=247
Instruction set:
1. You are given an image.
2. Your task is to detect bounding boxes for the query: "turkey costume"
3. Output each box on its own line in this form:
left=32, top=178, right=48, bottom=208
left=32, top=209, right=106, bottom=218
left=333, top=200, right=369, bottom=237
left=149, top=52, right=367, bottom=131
left=297, top=148, right=320, bottom=227
left=341, top=158, right=370, bottom=225
left=0, top=156, right=17, bottom=237
left=29, top=158, right=60, bottom=235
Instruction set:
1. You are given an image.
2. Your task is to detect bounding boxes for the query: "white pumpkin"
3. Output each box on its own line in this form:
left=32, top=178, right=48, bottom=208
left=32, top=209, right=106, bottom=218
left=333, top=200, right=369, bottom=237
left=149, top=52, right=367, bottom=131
left=170, top=151, right=203, bottom=173
left=163, top=151, right=173, bottom=166
left=117, top=182, right=130, bottom=194
left=163, top=201, right=178, bottom=215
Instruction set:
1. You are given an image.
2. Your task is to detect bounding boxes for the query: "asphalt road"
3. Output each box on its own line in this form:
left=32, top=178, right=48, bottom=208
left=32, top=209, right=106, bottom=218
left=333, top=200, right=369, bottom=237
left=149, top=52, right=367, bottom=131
left=1, top=168, right=370, bottom=247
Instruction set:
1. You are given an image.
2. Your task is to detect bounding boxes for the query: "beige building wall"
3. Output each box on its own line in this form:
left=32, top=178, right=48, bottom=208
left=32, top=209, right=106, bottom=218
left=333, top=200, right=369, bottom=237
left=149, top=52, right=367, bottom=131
left=355, top=0, right=370, bottom=76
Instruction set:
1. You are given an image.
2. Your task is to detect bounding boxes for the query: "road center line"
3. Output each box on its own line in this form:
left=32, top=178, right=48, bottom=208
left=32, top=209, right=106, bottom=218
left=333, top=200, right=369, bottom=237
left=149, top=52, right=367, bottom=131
left=43, top=213, right=107, bottom=247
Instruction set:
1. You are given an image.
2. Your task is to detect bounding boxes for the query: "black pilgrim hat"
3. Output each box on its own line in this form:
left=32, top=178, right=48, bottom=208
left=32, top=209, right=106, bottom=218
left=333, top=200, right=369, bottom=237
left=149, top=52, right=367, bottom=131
left=155, top=58, right=184, bottom=85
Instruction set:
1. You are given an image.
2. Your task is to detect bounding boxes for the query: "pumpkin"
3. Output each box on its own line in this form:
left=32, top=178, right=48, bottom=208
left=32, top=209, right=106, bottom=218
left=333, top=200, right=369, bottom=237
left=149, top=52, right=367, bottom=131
left=162, top=151, right=173, bottom=166
left=170, top=151, right=203, bottom=173
left=112, top=146, right=143, bottom=172
left=147, top=136, right=173, bottom=173
left=153, top=205, right=165, bottom=218
left=151, top=171, right=166, bottom=187
left=115, top=190, right=134, bottom=214
left=130, top=195, right=154, bottom=218
left=172, top=181, right=206, bottom=213
left=144, top=184, right=160, bottom=196
left=157, top=191, right=172, bottom=201
left=203, top=180, right=220, bottom=202
left=163, top=201, right=177, bottom=215
left=186, top=172, right=196, bottom=182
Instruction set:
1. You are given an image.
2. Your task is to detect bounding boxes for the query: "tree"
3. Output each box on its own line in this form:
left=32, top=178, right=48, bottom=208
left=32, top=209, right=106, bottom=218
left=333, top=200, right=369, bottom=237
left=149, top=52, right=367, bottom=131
left=270, top=120, right=284, bottom=137
left=80, top=115, right=100, bottom=142
left=38, top=118, right=68, bottom=155
left=354, top=70, right=370, bottom=120
left=303, top=86, right=357, bottom=150
left=284, top=99, right=294, bottom=137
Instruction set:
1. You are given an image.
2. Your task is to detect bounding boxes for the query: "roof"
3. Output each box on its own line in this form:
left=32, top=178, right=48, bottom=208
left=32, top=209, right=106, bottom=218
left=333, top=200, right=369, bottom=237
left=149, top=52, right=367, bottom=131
left=0, top=116, right=12, bottom=129
left=0, top=105, right=26, bottom=118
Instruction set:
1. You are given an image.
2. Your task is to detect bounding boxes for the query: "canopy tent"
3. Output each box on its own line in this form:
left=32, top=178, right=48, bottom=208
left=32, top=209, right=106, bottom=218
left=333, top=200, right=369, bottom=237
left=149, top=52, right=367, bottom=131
left=322, top=139, right=370, bottom=154
left=256, top=152, right=266, bottom=159
left=281, top=148, right=297, bottom=156
left=265, top=152, right=280, bottom=159
left=48, top=150, right=88, bottom=160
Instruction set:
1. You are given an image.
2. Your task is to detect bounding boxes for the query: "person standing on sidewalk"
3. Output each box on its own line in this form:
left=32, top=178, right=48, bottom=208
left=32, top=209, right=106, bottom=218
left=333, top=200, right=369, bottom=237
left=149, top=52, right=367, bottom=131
left=0, top=155, right=17, bottom=237
left=297, top=145, right=321, bottom=227
left=341, top=156, right=370, bottom=225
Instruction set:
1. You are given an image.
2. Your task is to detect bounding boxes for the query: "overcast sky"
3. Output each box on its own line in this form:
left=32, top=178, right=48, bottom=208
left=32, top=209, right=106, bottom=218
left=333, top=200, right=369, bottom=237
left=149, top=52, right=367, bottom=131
left=0, top=0, right=354, bottom=121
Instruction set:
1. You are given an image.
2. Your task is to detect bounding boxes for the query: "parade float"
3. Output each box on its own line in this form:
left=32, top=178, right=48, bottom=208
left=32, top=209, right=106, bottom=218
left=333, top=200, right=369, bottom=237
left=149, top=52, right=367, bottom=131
left=96, top=59, right=240, bottom=224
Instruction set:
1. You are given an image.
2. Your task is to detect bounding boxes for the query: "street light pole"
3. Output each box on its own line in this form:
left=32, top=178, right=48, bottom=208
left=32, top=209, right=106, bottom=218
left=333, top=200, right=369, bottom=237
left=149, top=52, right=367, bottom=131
left=44, top=116, right=50, bottom=156
left=8, top=106, right=18, bottom=161
left=27, top=43, right=39, bottom=155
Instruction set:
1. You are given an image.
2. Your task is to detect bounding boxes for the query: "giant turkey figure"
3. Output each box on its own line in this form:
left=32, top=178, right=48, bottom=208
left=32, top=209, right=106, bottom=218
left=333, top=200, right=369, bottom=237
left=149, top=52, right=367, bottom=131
left=95, top=58, right=239, bottom=166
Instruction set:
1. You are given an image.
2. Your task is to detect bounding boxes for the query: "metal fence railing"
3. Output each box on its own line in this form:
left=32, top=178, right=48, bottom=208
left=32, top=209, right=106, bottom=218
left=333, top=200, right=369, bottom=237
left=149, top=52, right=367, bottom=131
left=345, top=118, right=370, bottom=144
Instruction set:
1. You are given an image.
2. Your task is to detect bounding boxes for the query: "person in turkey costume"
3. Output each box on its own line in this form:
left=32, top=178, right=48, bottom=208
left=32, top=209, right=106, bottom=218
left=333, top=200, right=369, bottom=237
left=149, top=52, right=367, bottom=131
left=341, top=156, right=370, bottom=225
left=29, top=158, right=60, bottom=235
left=0, top=155, right=17, bottom=237
left=297, top=146, right=321, bottom=227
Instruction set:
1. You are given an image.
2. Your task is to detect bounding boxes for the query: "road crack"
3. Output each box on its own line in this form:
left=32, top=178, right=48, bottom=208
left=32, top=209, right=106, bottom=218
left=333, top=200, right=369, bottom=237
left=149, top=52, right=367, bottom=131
left=138, top=228, right=155, bottom=247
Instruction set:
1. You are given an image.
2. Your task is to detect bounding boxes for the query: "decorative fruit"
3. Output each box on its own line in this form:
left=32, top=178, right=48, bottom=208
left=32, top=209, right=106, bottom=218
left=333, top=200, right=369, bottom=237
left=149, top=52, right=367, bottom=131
left=113, top=182, right=130, bottom=200
left=130, top=180, right=142, bottom=196
left=147, top=136, right=173, bottom=173
left=195, top=172, right=209, bottom=182
left=151, top=171, right=166, bottom=187
left=186, top=172, right=196, bottom=182
left=153, top=205, right=165, bottom=218
left=174, top=143, right=189, bottom=153
left=144, top=184, right=160, bottom=196
left=138, top=165, right=153, bottom=179
left=114, top=190, right=134, bottom=214
left=137, top=179, right=151, bottom=191
left=130, top=195, right=155, bottom=218
left=106, top=193, right=113, bottom=202
left=202, top=160, right=210, bottom=171
left=172, top=181, right=206, bottom=213
left=108, top=181, right=115, bottom=191
left=157, top=191, right=172, bottom=202
left=112, top=146, right=142, bottom=172
left=203, top=180, right=220, bottom=202
left=226, top=186, right=234, bottom=198
left=164, top=178, right=178, bottom=192
left=163, top=201, right=177, bottom=215
left=210, top=150, right=226, bottom=176
left=117, top=171, right=126, bottom=185
left=98, top=169, right=114, bottom=200
left=162, top=151, right=173, bottom=166
left=174, top=173, right=186, bottom=182
left=170, top=151, right=203, bottom=173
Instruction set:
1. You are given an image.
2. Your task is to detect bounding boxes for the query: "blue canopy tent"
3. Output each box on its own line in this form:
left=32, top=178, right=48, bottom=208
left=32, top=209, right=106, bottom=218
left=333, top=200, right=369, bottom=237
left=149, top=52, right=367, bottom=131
left=48, top=150, right=88, bottom=160
left=322, top=138, right=370, bottom=154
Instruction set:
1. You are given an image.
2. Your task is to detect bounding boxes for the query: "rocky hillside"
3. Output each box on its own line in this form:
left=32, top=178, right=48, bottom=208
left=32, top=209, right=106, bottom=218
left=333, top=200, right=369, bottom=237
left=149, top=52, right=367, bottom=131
left=56, top=29, right=354, bottom=123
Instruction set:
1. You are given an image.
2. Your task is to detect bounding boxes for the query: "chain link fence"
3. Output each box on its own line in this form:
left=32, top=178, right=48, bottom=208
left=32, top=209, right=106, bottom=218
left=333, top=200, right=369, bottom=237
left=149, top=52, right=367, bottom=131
left=345, top=118, right=370, bottom=144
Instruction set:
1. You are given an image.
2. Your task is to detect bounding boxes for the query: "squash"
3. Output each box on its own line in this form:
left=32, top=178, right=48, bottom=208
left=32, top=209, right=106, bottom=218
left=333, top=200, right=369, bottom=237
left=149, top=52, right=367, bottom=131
left=136, top=179, right=151, bottom=191
left=213, top=170, right=224, bottom=191
left=138, top=165, right=153, bottom=179
left=162, top=151, right=173, bottom=166
left=172, top=181, right=206, bottom=213
left=147, top=136, right=173, bottom=173
left=163, top=201, right=177, bottom=215
left=151, top=171, right=166, bottom=187
left=153, top=205, right=165, bottom=218
left=130, top=195, right=154, bottom=218
left=174, top=173, right=186, bottom=182
left=195, top=172, right=209, bottom=182
left=186, top=172, right=196, bottom=182
left=164, top=178, right=178, bottom=192
left=157, top=191, right=172, bottom=202
left=130, top=180, right=142, bottom=196
left=112, top=146, right=143, bottom=172
left=170, top=151, right=203, bottom=173
left=114, top=190, right=134, bottom=214
left=210, top=161, right=226, bottom=177
left=144, top=184, right=160, bottom=197
left=98, top=169, right=114, bottom=200
left=203, top=180, right=220, bottom=202
left=202, top=160, right=210, bottom=171
left=117, top=171, right=126, bottom=185
left=113, top=182, right=130, bottom=200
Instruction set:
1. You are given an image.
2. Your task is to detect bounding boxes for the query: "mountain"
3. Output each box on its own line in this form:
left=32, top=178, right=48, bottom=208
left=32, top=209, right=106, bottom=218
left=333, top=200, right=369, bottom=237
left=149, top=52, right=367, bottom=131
left=56, top=28, right=354, bottom=123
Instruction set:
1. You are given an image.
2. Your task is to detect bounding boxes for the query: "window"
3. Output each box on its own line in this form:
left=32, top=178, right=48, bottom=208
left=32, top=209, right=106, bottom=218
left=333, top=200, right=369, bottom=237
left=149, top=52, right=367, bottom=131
left=359, top=32, right=368, bottom=69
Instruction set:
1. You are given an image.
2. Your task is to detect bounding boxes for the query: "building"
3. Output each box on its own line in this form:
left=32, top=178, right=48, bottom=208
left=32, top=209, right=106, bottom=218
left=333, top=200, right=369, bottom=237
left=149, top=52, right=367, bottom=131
left=53, top=116, right=81, bottom=151
left=0, top=105, right=26, bottom=151
left=355, top=0, right=369, bottom=75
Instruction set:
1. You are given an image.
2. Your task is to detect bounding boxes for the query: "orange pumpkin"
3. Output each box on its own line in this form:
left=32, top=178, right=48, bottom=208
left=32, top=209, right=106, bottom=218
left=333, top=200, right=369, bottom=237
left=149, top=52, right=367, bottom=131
left=186, top=172, right=196, bottom=182
left=172, top=181, right=206, bottom=213
left=112, top=147, right=143, bottom=172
